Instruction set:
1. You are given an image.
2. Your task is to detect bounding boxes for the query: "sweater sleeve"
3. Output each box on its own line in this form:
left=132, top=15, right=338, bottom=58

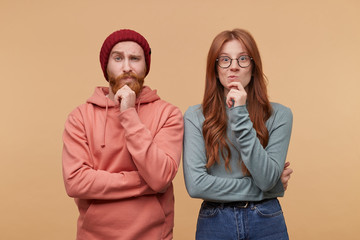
left=119, top=106, right=184, bottom=193
left=62, top=111, right=155, bottom=200
left=229, top=105, right=293, bottom=191
left=183, top=108, right=262, bottom=202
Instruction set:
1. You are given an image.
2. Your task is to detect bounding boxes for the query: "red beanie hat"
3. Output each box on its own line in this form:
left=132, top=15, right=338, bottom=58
left=99, top=29, right=151, bottom=81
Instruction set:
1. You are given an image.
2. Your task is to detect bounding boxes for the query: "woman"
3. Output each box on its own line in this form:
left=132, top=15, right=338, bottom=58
left=183, top=29, right=293, bottom=240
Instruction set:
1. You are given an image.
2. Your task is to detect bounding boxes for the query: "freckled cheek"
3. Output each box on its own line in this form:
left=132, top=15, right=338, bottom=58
left=217, top=69, right=227, bottom=82
left=240, top=72, right=252, bottom=87
left=218, top=75, right=229, bottom=88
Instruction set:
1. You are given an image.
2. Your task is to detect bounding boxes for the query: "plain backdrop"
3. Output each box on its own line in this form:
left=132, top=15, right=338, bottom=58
left=1, top=0, right=359, bottom=239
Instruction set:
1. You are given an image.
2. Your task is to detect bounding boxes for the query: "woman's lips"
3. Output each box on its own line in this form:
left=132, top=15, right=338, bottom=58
left=228, top=76, right=239, bottom=82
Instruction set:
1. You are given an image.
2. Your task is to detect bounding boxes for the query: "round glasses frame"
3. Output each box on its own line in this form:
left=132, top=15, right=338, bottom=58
left=216, top=55, right=253, bottom=68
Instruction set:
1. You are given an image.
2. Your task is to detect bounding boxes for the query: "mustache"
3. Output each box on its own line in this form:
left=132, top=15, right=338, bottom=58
left=115, top=72, right=138, bottom=81
left=109, top=72, right=138, bottom=89
left=108, top=72, right=144, bottom=96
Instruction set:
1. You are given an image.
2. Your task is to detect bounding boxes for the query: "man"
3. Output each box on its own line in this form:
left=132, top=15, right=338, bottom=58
left=62, top=29, right=183, bottom=240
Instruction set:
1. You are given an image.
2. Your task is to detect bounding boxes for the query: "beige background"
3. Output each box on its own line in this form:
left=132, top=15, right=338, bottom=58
left=1, top=0, right=359, bottom=239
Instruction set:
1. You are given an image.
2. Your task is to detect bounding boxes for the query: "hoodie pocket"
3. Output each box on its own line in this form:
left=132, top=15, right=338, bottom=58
left=82, top=197, right=166, bottom=239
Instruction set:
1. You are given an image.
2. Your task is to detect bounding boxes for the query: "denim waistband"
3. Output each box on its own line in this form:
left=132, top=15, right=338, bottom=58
left=203, top=198, right=275, bottom=209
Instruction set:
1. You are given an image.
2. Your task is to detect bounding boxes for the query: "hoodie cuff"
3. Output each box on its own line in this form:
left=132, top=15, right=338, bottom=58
left=119, top=108, right=143, bottom=135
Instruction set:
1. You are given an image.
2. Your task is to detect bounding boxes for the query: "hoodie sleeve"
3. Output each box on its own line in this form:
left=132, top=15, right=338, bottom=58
left=119, top=105, right=184, bottom=193
left=62, top=110, right=156, bottom=200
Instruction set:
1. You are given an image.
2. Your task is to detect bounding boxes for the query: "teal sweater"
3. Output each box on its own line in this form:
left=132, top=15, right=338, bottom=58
left=183, top=103, right=293, bottom=202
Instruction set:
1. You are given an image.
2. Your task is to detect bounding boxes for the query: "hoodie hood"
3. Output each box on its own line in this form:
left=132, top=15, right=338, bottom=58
left=85, top=86, right=160, bottom=148
left=86, top=86, right=160, bottom=108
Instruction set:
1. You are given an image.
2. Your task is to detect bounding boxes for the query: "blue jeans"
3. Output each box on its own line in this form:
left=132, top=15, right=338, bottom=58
left=196, top=198, right=289, bottom=240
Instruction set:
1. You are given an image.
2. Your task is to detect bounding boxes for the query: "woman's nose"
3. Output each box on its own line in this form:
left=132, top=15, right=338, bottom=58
left=229, top=60, right=240, bottom=71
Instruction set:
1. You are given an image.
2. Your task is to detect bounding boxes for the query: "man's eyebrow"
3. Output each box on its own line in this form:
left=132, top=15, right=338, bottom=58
left=110, top=51, right=123, bottom=55
left=129, top=54, right=142, bottom=58
left=110, top=51, right=142, bottom=58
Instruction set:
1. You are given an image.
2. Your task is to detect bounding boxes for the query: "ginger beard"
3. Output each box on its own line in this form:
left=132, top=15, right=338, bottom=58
left=108, top=72, right=145, bottom=96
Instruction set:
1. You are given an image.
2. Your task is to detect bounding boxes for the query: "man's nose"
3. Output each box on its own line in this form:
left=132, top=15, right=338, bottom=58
left=122, top=59, right=132, bottom=72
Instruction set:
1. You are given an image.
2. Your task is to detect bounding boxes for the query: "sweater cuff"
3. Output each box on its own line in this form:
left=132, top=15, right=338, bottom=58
left=229, top=105, right=250, bottom=126
left=229, top=105, right=248, bottom=115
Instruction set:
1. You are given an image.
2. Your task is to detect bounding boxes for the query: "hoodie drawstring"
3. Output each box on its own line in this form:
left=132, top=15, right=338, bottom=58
left=101, top=98, right=109, bottom=148
left=136, top=96, right=141, bottom=112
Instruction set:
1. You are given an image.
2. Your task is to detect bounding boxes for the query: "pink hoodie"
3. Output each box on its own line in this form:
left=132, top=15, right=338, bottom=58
left=62, top=86, right=183, bottom=240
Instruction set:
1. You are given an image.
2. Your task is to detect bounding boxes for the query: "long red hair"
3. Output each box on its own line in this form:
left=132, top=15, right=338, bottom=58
left=202, top=29, right=272, bottom=173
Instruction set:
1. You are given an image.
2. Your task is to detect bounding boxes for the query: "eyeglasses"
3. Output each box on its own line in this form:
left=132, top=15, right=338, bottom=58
left=216, top=55, right=253, bottom=68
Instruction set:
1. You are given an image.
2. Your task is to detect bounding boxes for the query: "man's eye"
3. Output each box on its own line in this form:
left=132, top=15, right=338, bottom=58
left=114, top=56, right=122, bottom=61
left=131, top=57, right=140, bottom=61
